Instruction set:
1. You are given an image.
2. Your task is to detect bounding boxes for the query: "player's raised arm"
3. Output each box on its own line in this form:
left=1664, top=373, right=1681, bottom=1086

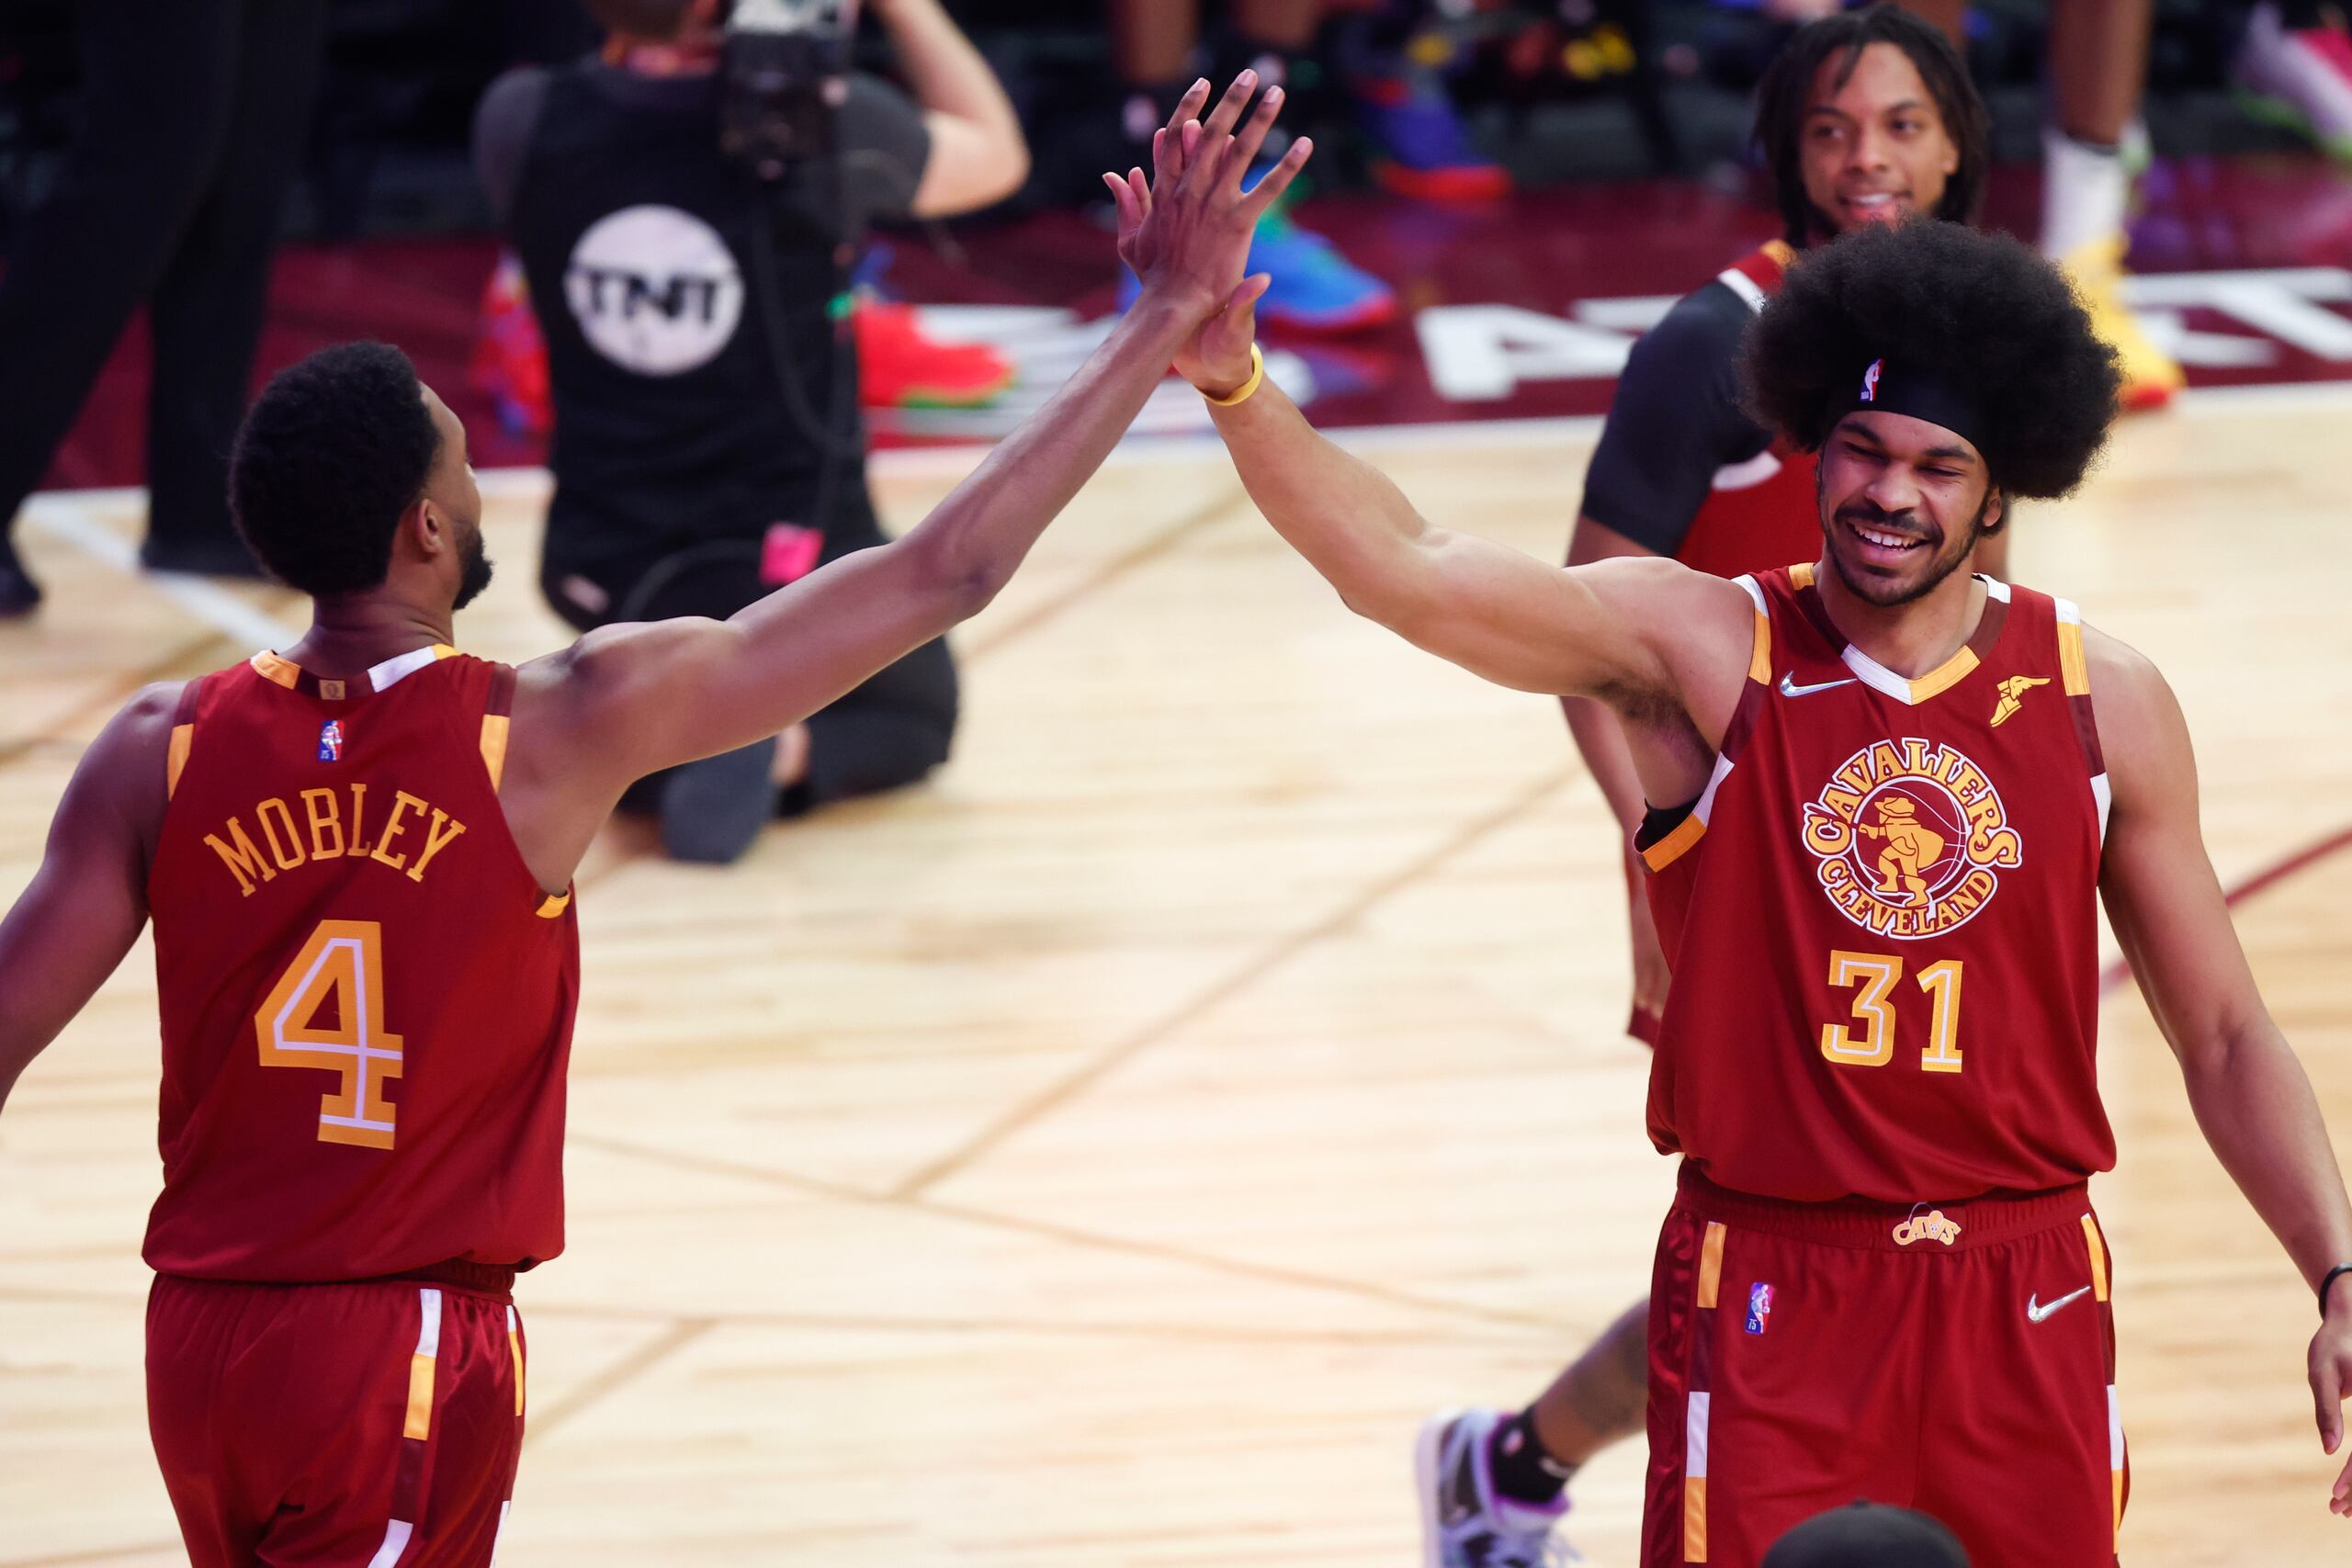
left=1168, top=292, right=1751, bottom=717
left=0, top=685, right=173, bottom=1116
left=2090, top=628, right=2352, bottom=1516
left=509, top=73, right=1310, bottom=795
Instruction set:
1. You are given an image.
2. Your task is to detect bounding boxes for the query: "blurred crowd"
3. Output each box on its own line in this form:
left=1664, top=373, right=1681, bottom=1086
left=2, top=0, right=2350, bottom=622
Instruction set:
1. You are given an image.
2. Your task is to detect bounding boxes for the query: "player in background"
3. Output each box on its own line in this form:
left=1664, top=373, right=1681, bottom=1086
left=1419, top=14, right=1996, bottom=1559
left=1160, top=211, right=2352, bottom=1562
left=1574, top=6, right=1991, bottom=1049
left=1894, top=0, right=2182, bottom=409
left=0, top=73, right=1304, bottom=1566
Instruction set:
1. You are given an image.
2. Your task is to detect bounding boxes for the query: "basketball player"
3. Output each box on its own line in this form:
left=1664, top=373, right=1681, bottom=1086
left=1438, top=15, right=1993, bottom=1560
left=1160, top=215, right=2352, bottom=1562
left=0, top=73, right=1302, bottom=1565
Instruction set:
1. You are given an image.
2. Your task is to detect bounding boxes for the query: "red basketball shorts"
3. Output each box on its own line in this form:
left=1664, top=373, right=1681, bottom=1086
left=1642, top=1164, right=2125, bottom=1568
left=146, top=1270, right=527, bottom=1567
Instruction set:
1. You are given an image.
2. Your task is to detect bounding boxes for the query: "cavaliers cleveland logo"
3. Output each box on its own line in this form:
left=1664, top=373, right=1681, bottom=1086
left=1801, top=737, right=2024, bottom=939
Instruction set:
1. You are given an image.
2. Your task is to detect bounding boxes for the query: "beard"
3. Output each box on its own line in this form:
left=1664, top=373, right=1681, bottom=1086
left=1820, top=489, right=1992, bottom=609
left=453, top=518, right=495, bottom=612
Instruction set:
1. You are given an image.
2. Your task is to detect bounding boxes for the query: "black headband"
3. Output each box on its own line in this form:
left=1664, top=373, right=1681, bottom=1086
left=1838, top=356, right=1990, bottom=457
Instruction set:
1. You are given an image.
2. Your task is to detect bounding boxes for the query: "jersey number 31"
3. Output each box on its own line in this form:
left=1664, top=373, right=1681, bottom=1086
left=1820, top=949, right=1965, bottom=1075
left=254, top=919, right=403, bottom=1148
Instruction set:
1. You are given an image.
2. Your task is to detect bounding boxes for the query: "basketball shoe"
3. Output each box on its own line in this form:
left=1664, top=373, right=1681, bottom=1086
left=1416, top=1408, right=1578, bottom=1568
left=1114, top=202, right=1396, bottom=333
left=2058, top=234, right=2183, bottom=412
left=1355, top=73, right=1510, bottom=204
left=854, top=300, right=1015, bottom=410
left=2234, top=1, right=2352, bottom=163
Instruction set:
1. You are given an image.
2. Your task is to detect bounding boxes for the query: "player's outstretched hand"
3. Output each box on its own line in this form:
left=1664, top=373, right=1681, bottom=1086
left=1101, top=72, right=1310, bottom=373
left=2314, top=1290, right=2352, bottom=1516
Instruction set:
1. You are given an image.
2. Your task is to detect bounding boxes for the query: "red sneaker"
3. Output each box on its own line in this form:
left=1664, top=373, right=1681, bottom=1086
left=855, top=300, right=1016, bottom=410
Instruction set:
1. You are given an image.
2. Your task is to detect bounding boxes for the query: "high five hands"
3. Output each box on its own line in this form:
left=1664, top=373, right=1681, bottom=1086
left=1102, top=72, right=1310, bottom=398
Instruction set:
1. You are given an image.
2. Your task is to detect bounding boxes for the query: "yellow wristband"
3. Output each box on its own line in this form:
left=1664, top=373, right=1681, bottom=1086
left=1203, top=344, right=1265, bottom=408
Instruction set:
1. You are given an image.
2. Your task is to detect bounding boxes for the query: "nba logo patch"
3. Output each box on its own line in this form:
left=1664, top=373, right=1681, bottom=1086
left=1745, top=1281, right=1774, bottom=1335
left=1860, top=358, right=1883, bottom=402
left=318, top=719, right=345, bottom=762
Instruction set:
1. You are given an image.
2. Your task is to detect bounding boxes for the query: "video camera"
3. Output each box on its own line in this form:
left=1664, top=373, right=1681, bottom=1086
left=721, top=0, right=855, bottom=180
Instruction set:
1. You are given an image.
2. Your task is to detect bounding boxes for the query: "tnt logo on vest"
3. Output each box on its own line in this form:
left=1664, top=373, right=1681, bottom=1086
left=563, top=204, right=746, bottom=377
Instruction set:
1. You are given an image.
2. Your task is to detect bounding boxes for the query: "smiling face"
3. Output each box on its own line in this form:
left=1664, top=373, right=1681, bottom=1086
left=1797, top=42, right=1962, bottom=239
left=1815, top=410, right=1999, bottom=607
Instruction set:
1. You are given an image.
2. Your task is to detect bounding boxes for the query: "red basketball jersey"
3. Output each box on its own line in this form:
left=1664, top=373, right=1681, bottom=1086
left=1639, top=565, right=2114, bottom=1202
left=142, top=648, right=580, bottom=1280
left=1670, top=243, right=1823, bottom=581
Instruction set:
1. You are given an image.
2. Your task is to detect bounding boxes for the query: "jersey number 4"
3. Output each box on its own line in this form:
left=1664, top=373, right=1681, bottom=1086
left=254, top=919, right=403, bottom=1148
left=1820, top=950, right=1965, bottom=1075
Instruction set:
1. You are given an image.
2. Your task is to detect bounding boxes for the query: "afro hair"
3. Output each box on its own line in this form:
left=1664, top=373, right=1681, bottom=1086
left=1740, top=220, right=2120, bottom=501
left=229, top=341, right=442, bottom=597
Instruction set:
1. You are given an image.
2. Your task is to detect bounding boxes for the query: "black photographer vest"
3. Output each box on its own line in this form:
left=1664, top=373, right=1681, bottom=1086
left=503, top=62, right=923, bottom=557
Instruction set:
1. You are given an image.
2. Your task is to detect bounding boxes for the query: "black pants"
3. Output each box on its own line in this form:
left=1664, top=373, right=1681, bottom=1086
left=0, top=0, right=328, bottom=556
left=540, top=494, right=960, bottom=814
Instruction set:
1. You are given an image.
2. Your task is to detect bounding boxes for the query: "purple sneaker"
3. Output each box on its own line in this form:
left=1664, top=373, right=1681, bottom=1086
left=1416, top=1408, right=1579, bottom=1568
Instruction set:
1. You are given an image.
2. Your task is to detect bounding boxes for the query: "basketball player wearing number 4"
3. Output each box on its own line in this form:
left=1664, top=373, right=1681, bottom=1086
left=0, top=73, right=1303, bottom=1565
left=1158, top=214, right=2352, bottom=1562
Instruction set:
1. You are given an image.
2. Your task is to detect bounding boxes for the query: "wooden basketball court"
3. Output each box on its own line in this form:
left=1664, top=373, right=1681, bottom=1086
left=4, top=389, right=2348, bottom=1564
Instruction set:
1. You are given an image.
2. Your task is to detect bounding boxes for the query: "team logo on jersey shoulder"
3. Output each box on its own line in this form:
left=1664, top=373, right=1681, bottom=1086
left=318, top=719, right=345, bottom=762
left=1799, top=737, right=2022, bottom=940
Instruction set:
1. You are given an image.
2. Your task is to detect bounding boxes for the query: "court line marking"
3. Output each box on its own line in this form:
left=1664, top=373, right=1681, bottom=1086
left=891, top=765, right=1578, bottom=1201
left=571, top=1128, right=1578, bottom=1336
left=959, top=481, right=1246, bottom=659
left=2101, top=820, right=2352, bottom=996
left=0, top=629, right=222, bottom=770
left=19, top=492, right=301, bottom=650
left=523, top=1317, right=716, bottom=1445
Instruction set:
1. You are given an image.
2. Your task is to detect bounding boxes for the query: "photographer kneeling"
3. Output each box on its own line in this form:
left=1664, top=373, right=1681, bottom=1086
left=475, top=0, right=1028, bottom=862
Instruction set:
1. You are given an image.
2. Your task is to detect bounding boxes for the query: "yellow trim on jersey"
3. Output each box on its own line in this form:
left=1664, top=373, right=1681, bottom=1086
left=430, top=643, right=458, bottom=661
left=250, top=651, right=300, bottom=689
left=1641, top=812, right=1706, bottom=874
left=1905, top=647, right=1981, bottom=703
left=166, top=723, right=193, bottom=800
left=537, top=889, right=572, bottom=919
left=1684, top=1474, right=1709, bottom=1562
left=2082, top=1213, right=2109, bottom=1303
left=1747, top=609, right=1771, bottom=685
left=2057, top=620, right=2091, bottom=696
left=508, top=1308, right=526, bottom=1416
left=1761, top=239, right=1796, bottom=269
left=1789, top=560, right=1816, bottom=590
left=1697, top=1221, right=1726, bottom=1310
left=480, top=714, right=511, bottom=792
left=402, top=1352, right=435, bottom=1440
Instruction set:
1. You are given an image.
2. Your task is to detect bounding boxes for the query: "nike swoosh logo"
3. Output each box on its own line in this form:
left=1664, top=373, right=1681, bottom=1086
left=1779, top=672, right=1859, bottom=698
left=2026, top=1285, right=2093, bottom=1324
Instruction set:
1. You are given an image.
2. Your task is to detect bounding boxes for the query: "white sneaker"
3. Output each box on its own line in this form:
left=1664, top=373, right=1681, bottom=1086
left=1415, top=1408, right=1579, bottom=1568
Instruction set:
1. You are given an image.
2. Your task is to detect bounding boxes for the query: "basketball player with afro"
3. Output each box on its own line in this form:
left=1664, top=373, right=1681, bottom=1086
left=1159, top=211, right=2352, bottom=1562
left=1441, top=10, right=1996, bottom=1558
